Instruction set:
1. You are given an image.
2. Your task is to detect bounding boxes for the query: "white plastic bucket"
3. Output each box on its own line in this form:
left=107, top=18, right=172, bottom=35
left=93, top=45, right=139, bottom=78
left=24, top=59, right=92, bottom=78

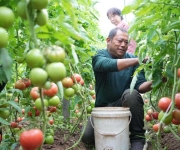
left=91, top=107, right=131, bottom=150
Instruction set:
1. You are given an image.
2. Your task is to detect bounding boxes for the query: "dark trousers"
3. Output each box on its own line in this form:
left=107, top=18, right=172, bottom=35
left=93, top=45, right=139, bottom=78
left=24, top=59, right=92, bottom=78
left=82, top=89, right=145, bottom=144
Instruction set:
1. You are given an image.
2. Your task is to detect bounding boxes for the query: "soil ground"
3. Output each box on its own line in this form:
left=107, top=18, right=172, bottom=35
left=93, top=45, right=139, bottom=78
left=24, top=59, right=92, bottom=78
left=41, top=128, right=180, bottom=150
left=15, top=127, right=180, bottom=150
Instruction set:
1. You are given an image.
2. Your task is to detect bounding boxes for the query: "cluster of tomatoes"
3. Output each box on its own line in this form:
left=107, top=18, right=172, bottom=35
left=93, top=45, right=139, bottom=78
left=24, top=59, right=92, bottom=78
left=17, top=0, right=49, bottom=26
left=145, top=68, right=180, bottom=132
left=0, top=6, right=15, bottom=48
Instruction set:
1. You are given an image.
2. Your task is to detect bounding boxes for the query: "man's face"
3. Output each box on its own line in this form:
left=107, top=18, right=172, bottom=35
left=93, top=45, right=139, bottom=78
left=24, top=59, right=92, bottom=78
left=106, top=30, right=129, bottom=58
left=108, top=13, right=121, bottom=26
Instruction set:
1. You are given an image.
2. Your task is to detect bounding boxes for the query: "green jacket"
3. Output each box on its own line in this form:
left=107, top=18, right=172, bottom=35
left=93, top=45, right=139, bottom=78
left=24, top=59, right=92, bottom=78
left=92, top=49, right=146, bottom=107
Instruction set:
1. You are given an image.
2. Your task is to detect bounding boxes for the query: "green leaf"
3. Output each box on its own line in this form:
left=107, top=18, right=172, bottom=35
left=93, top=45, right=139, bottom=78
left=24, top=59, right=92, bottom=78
left=163, top=20, right=180, bottom=33
left=72, top=45, right=79, bottom=65
left=57, top=81, right=64, bottom=100
left=0, top=117, right=10, bottom=125
left=0, top=48, right=13, bottom=81
left=7, top=101, right=22, bottom=113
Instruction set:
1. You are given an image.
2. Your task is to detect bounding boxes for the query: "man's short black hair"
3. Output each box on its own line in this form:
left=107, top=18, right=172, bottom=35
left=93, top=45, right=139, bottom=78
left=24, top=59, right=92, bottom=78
left=108, top=27, right=128, bottom=40
left=107, top=7, right=123, bottom=20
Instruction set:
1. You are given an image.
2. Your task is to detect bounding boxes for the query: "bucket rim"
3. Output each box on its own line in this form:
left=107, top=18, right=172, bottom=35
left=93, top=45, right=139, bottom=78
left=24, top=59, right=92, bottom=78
left=92, top=107, right=129, bottom=111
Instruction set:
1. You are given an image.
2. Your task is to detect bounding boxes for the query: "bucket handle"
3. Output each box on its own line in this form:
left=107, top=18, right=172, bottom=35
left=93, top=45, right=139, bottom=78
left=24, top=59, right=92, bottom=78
left=90, top=112, right=132, bottom=136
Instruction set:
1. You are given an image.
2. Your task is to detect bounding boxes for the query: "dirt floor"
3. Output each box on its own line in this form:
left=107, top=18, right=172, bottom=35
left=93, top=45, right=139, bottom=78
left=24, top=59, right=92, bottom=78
left=41, top=128, right=180, bottom=150
left=14, top=128, right=180, bottom=150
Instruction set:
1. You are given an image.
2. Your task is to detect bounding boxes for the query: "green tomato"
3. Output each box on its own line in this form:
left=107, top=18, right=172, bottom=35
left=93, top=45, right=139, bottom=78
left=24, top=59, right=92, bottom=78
left=45, top=135, right=54, bottom=144
left=158, top=111, right=173, bottom=125
left=35, top=98, right=49, bottom=111
left=44, top=45, right=66, bottom=63
left=46, top=62, right=66, bottom=82
left=0, top=27, right=8, bottom=48
left=163, top=126, right=170, bottom=133
left=64, top=88, right=75, bottom=97
left=86, top=105, right=92, bottom=114
left=46, top=129, right=54, bottom=136
left=48, top=95, right=60, bottom=107
left=26, top=49, right=46, bottom=68
left=0, top=110, right=10, bottom=119
left=0, top=6, right=15, bottom=29
left=35, top=9, right=48, bottom=26
left=17, top=0, right=27, bottom=19
left=31, top=0, right=49, bottom=10
left=72, top=84, right=82, bottom=94
left=29, top=68, right=48, bottom=87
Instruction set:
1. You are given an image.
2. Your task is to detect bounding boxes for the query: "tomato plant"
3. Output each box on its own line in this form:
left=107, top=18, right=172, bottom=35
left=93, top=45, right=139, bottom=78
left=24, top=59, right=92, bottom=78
left=20, top=129, right=44, bottom=150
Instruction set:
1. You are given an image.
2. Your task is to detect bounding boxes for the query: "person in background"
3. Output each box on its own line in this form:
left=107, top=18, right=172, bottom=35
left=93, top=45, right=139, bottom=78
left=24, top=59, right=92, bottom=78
left=82, top=27, right=152, bottom=150
left=107, top=7, right=136, bottom=54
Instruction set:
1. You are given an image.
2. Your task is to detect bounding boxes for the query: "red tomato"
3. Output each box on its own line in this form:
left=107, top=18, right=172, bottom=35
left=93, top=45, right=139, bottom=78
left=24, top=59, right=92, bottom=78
left=0, top=134, right=2, bottom=143
left=17, top=117, right=21, bottom=122
left=158, top=97, right=171, bottom=112
left=79, top=78, right=84, bottom=86
left=172, top=109, right=180, bottom=121
left=15, top=80, right=26, bottom=90
left=43, top=82, right=58, bottom=97
left=49, top=106, right=57, bottom=113
left=10, top=122, right=18, bottom=128
left=49, top=120, right=54, bottom=125
left=175, top=93, right=180, bottom=109
left=22, top=78, right=31, bottom=88
left=62, top=77, right=74, bottom=88
left=92, top=94, right=96, bottom=99
left=177, top=68, right=180, bottom=78
left=20, top=129, right=44, bottom=150
left=145, top=114, right=152, bottom=121
left=22, top=108, right=25, bottom=114
left=30, top=87, right=40, bottom=100
left=144, top=99, right=149, bottom=103
left=172, top=118, right=180, bottom=125
left=71, top=73, right=82, bottom=83
left=152, top=112, right=159, bottom=120
left=153, top=123, right=160, bottom=132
